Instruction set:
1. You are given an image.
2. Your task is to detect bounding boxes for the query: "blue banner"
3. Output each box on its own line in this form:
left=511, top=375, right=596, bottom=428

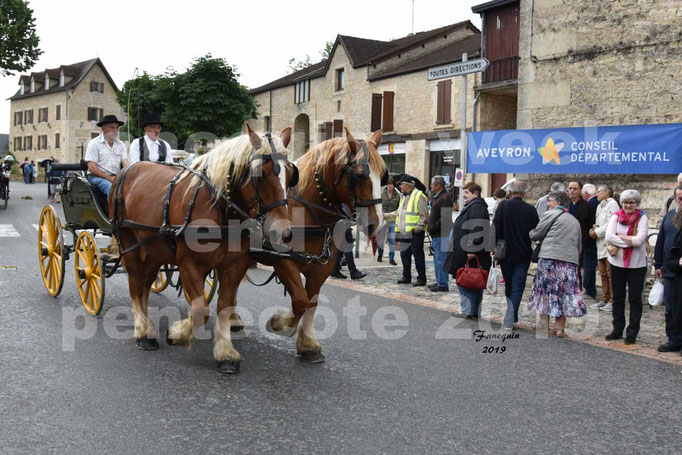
left=467, top=123, right=682, bottom=174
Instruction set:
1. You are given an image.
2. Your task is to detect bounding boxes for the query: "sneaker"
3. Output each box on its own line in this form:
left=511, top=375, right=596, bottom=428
left=330, top=270, right=347, bottom=279
left=503, top=325, right=513, bottom=331
left=590, top=301, right=608, bottom=310
left=599, top=302, right=613, bottom=312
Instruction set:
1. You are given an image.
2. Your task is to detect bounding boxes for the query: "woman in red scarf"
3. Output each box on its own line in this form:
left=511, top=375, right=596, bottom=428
left=605, top=189, right=649, bottom=344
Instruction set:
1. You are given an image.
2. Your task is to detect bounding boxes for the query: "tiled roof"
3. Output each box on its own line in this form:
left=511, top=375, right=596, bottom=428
left=9, top=58, right=119, bottom=101
left=369, top=34, right=481, bottom=81
left=250, top=20, right=480, bottom=94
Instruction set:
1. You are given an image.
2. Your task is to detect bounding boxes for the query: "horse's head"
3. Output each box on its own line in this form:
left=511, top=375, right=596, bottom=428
left=245, top=124, right=295, bottom=243
left=342, top=128, right=387, bottom=237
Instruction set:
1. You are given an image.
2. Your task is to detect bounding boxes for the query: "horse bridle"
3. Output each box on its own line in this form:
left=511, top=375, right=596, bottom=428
left=248, top=133, right=298, bottom=222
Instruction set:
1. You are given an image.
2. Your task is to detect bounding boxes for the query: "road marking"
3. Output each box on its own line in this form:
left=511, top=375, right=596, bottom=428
left=0, top=225, right=20, bottom=237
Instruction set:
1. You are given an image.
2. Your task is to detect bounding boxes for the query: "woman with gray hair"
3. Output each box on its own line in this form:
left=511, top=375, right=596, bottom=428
left=605, top=189, right=648, bottom=344
left=527, top=191, right=586, bottom=336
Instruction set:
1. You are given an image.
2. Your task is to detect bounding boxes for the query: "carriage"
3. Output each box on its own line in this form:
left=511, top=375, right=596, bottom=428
left=37, top=160, right=216, bottom=316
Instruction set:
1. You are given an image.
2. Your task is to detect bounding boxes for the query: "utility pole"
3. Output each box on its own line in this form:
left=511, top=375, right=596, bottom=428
left=458, top=53, right=468, bottom=212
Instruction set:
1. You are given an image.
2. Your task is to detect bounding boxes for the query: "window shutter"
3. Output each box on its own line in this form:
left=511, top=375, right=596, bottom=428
left=99, top=109, right=103, bottom=122
left=325, top=122, right=333, bottom=140
left=45, top=107, right=48, bottom=122
left=371, top=93, right=382, bottom=132
left=436, top=82, right=444, bottom=124
left=443, top=79, right=451, bottom=124
left=55, top=133, right=60, bottom=148
left=99, top=83, right=104, bottom=94
left=56, top=105, right=61, bottom=120
left=90, top=81, right=94, bottom=92
left=333, top=119, right=343, bottom=138
left=382, top=91, right=394, bottom=132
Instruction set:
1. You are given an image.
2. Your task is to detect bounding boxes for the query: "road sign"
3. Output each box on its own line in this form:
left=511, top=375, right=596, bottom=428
left=427, top=58, right=489, bottom=81
left=454, top=168, right=464, bottom=187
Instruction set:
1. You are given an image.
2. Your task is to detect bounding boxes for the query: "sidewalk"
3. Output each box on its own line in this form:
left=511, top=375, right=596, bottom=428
left=328, top=244, right=682, bottom=366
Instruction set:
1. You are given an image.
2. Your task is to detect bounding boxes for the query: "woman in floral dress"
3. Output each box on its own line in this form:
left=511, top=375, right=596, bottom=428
left=528, top=191, right=586, bottom=336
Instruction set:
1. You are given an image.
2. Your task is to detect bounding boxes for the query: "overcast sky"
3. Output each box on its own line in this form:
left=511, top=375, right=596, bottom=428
left=1, top=0, right=482, bottom=134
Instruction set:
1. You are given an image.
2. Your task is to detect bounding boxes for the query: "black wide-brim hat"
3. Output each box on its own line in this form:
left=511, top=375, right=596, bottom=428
left=141, top=113, right=164, bottom=128
left=96, top=114, right=125, bottom=127
left=396, top=173, right=427, bottom=193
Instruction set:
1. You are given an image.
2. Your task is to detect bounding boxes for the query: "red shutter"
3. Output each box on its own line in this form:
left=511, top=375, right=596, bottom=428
left=99, top=83, right=104, bottom=94
left=371, top=93, right=382, bottom=132
left=382, top=91, right=394, bottom=132
left=443, top=80, right=451, bottom=124
left=324, top=122, right=333, bottom=140
left=333, top=120, right=343, bottom=138
left=90, top=81, right=95, bottom=92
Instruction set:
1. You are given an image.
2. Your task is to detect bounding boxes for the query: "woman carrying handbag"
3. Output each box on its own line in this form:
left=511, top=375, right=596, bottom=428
left=527, top=191, right=586, bottom=336
left=445, top=182, right=491, bottom=319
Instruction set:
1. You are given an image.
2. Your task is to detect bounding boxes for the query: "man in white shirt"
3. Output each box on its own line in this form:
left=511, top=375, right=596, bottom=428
left=129, top=113, right=174, bottom=164
left=85, top=114, right=129, bottom=198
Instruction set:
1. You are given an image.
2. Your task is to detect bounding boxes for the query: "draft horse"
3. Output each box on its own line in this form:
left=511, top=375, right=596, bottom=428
left=110, top=125, right=296, bottom=373
left=222, top=128, right=386, bottom=365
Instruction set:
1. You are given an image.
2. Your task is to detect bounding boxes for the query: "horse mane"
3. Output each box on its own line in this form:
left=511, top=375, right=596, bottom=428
left=297, top=136, right=386, bottom=194
left=181, top=132, right=288, bottom=197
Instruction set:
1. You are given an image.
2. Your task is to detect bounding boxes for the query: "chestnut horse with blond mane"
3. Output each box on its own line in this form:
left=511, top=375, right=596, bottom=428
left=110, top=125, right=296, bottom=373
left=215, top=128, right=386, bottom=366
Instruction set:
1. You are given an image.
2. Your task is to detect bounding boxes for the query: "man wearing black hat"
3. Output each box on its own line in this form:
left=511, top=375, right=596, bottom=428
left=129, top=113, right=174, bottom=164
left=85, top=114, right=129, bottom=198
left=395, top=174, right=429, bottom=286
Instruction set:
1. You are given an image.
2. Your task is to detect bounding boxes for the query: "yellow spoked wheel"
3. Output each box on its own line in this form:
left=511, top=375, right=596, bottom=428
left=38, top=206, right=65, bottom=297
left=184, top=269, right=217, bottom=304
left=74, top=231, right=105, bottom=316
left=151, top=267, right=169, bottom=293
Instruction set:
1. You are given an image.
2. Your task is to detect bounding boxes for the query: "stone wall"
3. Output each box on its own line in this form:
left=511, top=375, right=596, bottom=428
left=517, top=0, right=682, bottom=225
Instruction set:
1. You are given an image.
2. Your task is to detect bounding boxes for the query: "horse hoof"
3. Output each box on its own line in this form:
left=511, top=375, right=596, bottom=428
left=216, top=360, right=240, bottom=374
left=136, top=337, right=159, bottom=351
left=165, top=329, right=177, bottom=346
left=298, top=350, right=325, bottom=364
left=230, top=323, right=245, bottom=333
left=266, top=314, right=296, bottom=337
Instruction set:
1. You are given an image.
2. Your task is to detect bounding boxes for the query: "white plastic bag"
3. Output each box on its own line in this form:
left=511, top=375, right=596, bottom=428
left=648, top=280, right=664, bottom=307
left=487, top=264, right=498, bottom=295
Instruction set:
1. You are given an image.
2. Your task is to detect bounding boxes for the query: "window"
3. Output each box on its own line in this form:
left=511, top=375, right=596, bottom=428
left=59, top=71, right=65, bottom=87
left=436, top=80, right=452, bottom=125
left=24, top=136, right=33, bottom=151
left=333, top=120, right=343, bottom=138
left=263, top=116, right=271, bottom=132
left=337, top=100, right=341, bottom=112
left=370, top=91, right=395, bottom=132
left=318, top=122, right=334, bottom=142
left=55, top=133, right=60, bottom=149
left=14, top=137, right=22, bottom=151
left=24, top=110, right=33, bottom=124
left=56, top=104, right=61, bottom=120
left=335, top=68, right=345, bottom=91
left=20, top=85, right=25, bottom=95
left=13, top=111, right=23, bottom=126
left=38, top=135, right=48, bottom=150
left=88, top=107, right=103, bottom=122
left=294, top=80, right=310, bottom=104
left=44, top=75, right=50, bottom=90
left=90, top=81, right=104, bottom=93
left=38, top=107, right=48, bottom=123
left=30, top=78, right=35, bottom=93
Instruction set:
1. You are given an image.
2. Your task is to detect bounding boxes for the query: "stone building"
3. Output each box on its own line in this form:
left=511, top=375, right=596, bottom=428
left=8, top=58, right=124, bottom=164
left=472, top=0, right=682, bottom=221
left=248, top=21, right=483, bottom=194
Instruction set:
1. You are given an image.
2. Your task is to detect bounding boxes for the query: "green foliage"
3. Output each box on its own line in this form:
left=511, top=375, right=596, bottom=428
left=288, top=40, right=334, bottom=73
left=320, top=40, right=333, bottom=60
left=118, top=55, right=256, bottom=148
left=0, top=0, right=42, bottom=76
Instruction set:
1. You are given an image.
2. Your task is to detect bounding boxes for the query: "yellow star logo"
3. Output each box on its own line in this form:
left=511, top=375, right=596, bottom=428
left=539, top=138, right=561, bottom=164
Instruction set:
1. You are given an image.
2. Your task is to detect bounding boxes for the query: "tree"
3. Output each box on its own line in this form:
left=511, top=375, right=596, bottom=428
left=163, top=55, right=257, bottom=146
left=287, top=40, right=334, bottom=73
left=116, top=71, right=173, bottom=139
left=0, top=0, right=42, bottom=77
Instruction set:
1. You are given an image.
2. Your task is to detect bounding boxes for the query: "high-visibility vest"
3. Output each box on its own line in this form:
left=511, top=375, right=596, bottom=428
left=396, top=189, right=428, bottom=233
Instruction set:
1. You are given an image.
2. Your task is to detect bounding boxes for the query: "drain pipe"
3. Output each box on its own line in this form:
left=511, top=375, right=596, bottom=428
left=472, top=93, right=481, bottom=132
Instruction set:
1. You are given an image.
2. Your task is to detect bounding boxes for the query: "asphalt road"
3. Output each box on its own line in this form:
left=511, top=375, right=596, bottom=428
left=1, top=182, right=681, bottom=454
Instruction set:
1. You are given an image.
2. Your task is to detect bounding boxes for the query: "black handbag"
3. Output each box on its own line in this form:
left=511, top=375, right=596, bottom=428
left=531, top=212, right=564, bottom=263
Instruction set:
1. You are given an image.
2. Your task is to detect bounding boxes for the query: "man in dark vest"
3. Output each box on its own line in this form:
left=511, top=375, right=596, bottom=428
left=129, top=113, right=174, bottom=164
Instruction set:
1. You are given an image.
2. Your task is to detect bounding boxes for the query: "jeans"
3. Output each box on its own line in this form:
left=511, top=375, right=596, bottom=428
left=399, top=230, right=426, bottom=282
left=88, top=175, right=112, bottom=198
left=377, top=221, right=396, bottom=260
left=663, top=277, right=682, bottom=345
left=432, top=236, right=449, bottom=288
left=598, top=258, right=613, bottom=302
left=610, top=265, right=647, bottom=339
left=458, top=286, right=483, bottom=317
left=582, top=246, right=598, bottom=298
left=500, top=260, right=530, bottom=328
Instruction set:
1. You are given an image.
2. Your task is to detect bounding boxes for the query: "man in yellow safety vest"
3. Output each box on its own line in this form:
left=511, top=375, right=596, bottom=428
left=395, top=174, right=429, bottom=286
